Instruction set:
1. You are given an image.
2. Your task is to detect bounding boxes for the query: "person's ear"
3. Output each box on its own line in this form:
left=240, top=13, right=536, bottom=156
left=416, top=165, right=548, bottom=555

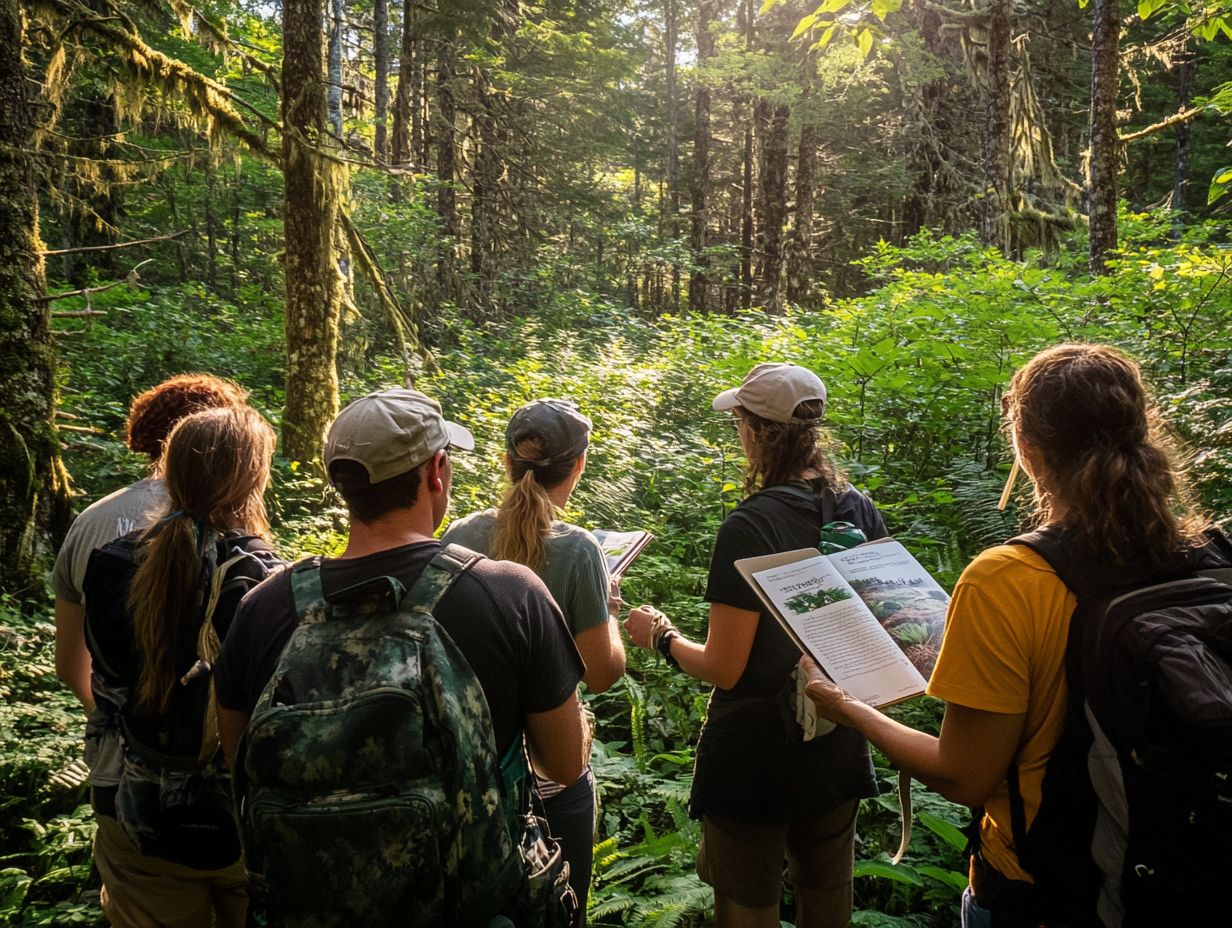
left=427, top=450, right=447, bottom=493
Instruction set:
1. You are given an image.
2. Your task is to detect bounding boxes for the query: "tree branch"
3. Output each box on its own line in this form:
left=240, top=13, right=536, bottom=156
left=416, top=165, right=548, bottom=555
left=42, top=229, right=190, bottom=256
left=1119, top=105, right=1206, bottom=144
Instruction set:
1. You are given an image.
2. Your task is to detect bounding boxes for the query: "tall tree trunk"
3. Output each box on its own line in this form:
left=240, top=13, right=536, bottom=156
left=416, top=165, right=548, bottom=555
left=0, top=0, right=63, bottom=596
left=689, top=0, right=716, bottom=313
left=373, top=0, right=389, bottom=161
left=786, top=119, right=817, bottom=304
left=664, top=0, right=680, bottom=310
left=327, top=0, right=345, bottom=137
left=282, top=0, right=344, bottom=462
left=755, top=101, right=789, bottom=311
left=980, top=0, right=1012, bottom=251
left=391, top=0, right=415, bottom=167
left=1089, top=0, right=1120, bottom=272
left=435, top=31, right=458, bottom=297
left=1173, top=48, right=1194, bottom=214
left=739, top=0, right=753, bottom=310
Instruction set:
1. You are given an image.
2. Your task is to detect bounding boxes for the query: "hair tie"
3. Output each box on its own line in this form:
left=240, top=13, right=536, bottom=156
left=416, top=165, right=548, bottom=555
left=159, top=509, right=185, bottom=523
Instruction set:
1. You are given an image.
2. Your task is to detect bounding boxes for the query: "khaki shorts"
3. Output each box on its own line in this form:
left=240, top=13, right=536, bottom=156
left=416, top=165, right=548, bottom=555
left=696, top=799, right=859, bottom=910
left=94, top=814, right=248, bottom=928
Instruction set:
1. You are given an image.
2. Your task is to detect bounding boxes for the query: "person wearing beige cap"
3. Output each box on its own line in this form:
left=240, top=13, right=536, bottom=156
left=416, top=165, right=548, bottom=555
left=214, top=388, right=588, bottom=925
left=625, top=363, right=888, bottom=928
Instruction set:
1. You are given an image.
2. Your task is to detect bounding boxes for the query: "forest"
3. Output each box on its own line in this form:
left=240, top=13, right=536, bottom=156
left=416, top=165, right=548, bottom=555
left=1, top=0, right=1230, bottom=923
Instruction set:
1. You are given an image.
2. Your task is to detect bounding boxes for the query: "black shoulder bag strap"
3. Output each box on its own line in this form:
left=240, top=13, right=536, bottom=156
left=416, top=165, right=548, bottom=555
left=760, top=481, right=837, bottom=526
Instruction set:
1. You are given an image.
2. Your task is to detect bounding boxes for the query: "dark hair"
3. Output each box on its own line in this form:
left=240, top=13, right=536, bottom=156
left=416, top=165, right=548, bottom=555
left=492, top=434, right=579, bottom=571
left=129, top=406, right=275, bottom=715
left=1004, top=343, right=1207, bottom=568
left=126, top=373, right=250, bottom=463
left=740, top=399, right=840, bottom=496
left=329, top=459, right=423, bottom=523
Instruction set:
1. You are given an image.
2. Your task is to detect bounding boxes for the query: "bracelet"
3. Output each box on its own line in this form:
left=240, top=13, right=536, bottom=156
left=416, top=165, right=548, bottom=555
left=657, top=629, right=680, bottom=669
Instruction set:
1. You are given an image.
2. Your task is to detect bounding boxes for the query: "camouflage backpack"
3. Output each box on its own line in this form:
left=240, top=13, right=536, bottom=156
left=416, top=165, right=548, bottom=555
left=234, top=545, right=529, bottom=928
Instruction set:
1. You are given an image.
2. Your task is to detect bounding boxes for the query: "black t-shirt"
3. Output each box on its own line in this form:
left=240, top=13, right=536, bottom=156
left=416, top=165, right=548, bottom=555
left=214, top=541, right=585, bottom=756
left=691, top=481, right=887, bottom=823
left=705, top=482, right=888, bottom=699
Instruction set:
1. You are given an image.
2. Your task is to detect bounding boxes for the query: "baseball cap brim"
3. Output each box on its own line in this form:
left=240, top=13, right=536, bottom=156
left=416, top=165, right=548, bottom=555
left=444, top=420, right=475, bottom=452
left=712, top=387, right=742, bottom=412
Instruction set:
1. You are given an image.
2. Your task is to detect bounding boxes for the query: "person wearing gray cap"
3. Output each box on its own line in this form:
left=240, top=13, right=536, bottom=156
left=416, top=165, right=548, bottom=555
left=625, top=363, right=889, bottom=928
left=213, top=388, right=588, bottom=925
left=444, top=398, right=626, bottom=922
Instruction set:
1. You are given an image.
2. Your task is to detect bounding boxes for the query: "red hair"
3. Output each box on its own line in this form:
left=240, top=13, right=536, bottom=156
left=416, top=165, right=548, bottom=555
left=125, top=373, right=249, bottom=462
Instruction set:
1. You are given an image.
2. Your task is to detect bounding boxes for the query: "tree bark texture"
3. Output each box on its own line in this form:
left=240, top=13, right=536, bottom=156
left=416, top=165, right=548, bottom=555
left=1173, top=51, right=1194, bottom=213
left=755, top=102, right=790, bottom=311
left=0, top=0, right=62, bottom=596
left=434, top=33, right=459, bottom=296
left=786, top=119, right=817, bottom=304
left=664, top=0, right=680, bottom=311
left=327, top=0, right=345, bottom=137
left=980, top=0, right=1011, bottom=251
left=391, top=0, right=416, bottom=167
left=281, top=0, right=344, bottom=462
left=689, top=0, right=716, bottom=313
left=373, top=0, right=389, bottom=161
left=1088, top=0, right=1121, bottom=272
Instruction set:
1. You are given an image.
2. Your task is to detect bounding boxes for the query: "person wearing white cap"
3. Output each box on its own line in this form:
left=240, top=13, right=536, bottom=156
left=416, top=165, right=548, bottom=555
left=214, top=388, right=589, bottom=924
left=626, top=363, right=889, bottom=928
left=443, top=398, right=626, bottom=923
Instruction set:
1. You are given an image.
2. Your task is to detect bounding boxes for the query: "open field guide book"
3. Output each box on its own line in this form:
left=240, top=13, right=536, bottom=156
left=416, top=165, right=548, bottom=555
left=591, top=529, right=653, bottom=579
left=736, top=540, right=949, bottom=708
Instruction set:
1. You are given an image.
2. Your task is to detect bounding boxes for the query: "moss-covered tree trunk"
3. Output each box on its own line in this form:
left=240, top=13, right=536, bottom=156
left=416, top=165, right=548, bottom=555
left=0, top=0, right=60, bottom=597
left=373, top=0, right=389, bottom=161
left=1088, top=0, right=1120, bottom=272
left=281, top=0, right=343, bottom=462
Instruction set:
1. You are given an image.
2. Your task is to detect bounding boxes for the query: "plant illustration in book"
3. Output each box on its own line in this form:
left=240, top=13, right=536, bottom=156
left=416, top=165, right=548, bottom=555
left=784, top=586, right=853, bottom=615
left=847, top=575, right=947, bottom=677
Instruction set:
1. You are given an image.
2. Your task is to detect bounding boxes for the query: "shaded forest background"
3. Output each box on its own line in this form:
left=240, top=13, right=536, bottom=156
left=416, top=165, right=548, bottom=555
left=1, top=0, right=1231, bottom=924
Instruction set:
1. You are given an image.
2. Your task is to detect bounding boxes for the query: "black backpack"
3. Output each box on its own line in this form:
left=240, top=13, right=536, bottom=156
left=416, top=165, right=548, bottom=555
left=84, top=530, right=279, bottom=869
left=1001, top=527, right=1232, bottom=927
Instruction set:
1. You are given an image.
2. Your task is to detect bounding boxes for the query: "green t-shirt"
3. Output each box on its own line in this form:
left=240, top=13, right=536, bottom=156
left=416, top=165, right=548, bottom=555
left=442, top=509, right=611, bottom=638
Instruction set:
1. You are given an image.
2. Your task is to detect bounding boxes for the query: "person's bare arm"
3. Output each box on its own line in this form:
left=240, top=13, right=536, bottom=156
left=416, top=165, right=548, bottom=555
left=54, top=597, right=95, bottom=711
left=574, top=620, right=626, bottom=694
left=218, top=706, right=251, bottom=771
left=625, top=602, right=759, bottom=691
left=524, top=691, right=588, bottom=786
left=802, top=658, right=1024, bottom=807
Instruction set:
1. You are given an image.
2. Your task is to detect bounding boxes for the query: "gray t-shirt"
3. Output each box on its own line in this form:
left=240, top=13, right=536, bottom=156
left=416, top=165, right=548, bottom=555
left=52, top=478, right=167, bottom=605
left=442, top=509, right=611, bottom=638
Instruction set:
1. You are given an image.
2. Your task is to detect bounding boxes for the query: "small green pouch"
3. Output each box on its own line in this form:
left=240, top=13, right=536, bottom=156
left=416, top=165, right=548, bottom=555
left=818, top=521, right=866, bottom=554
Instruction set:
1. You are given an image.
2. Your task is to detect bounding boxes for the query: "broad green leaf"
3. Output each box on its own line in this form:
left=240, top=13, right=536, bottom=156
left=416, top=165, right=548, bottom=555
left=917, top=864, right=970, bottom=892
left=871, top=0, right=902, bottom=22
left=820, top=0, right=851, bottom=14
left=917, top=810, right=968, bottom=852
left=817, top=23, right=837, bottom=47
left=1136, top=0, right=1166, bottom=19
left=853, top=859, right=924, bottom=885
left=759, top=0, right=779, bottom=15
left=857, top=27, right=874, bottom=57
left=791, top=13, right=819, bottom=39
left=1208, top=166, right=1232, bottom=205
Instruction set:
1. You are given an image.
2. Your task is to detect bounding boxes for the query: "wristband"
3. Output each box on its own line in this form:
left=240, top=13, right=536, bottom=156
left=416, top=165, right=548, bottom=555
left=657, top=630, right=680, bottom=669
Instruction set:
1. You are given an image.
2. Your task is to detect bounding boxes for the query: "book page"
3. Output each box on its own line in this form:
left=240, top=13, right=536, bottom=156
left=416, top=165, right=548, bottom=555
left=749, top=553, right=926, bottom=707
left=827, top=541, right=949, bottom=680
left=591, top=529, right=653, bottom=578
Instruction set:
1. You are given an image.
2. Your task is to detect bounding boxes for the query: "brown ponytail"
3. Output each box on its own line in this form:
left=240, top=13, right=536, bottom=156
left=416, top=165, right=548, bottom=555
left=491, top=435, right=578, bottom=572
left=740, top=399, right=841, bottom=496
left=1004, top=343, right=1207, bottom=569
left=128, top=406, right=275, bottom=715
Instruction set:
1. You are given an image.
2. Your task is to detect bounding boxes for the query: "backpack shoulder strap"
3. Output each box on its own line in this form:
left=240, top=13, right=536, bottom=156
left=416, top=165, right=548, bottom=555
left=1006, top=526, right=1100, bottom=602
left=760, top=481, right=837, bottom=525
left=404, top=543, right=483, bottom=614
left=288, top=556, right=326, bottom=624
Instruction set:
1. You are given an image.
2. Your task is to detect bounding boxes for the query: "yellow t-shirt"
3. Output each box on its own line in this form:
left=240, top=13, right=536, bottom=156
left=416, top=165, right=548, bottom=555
left=926, top=544, right=1076, bottom=883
